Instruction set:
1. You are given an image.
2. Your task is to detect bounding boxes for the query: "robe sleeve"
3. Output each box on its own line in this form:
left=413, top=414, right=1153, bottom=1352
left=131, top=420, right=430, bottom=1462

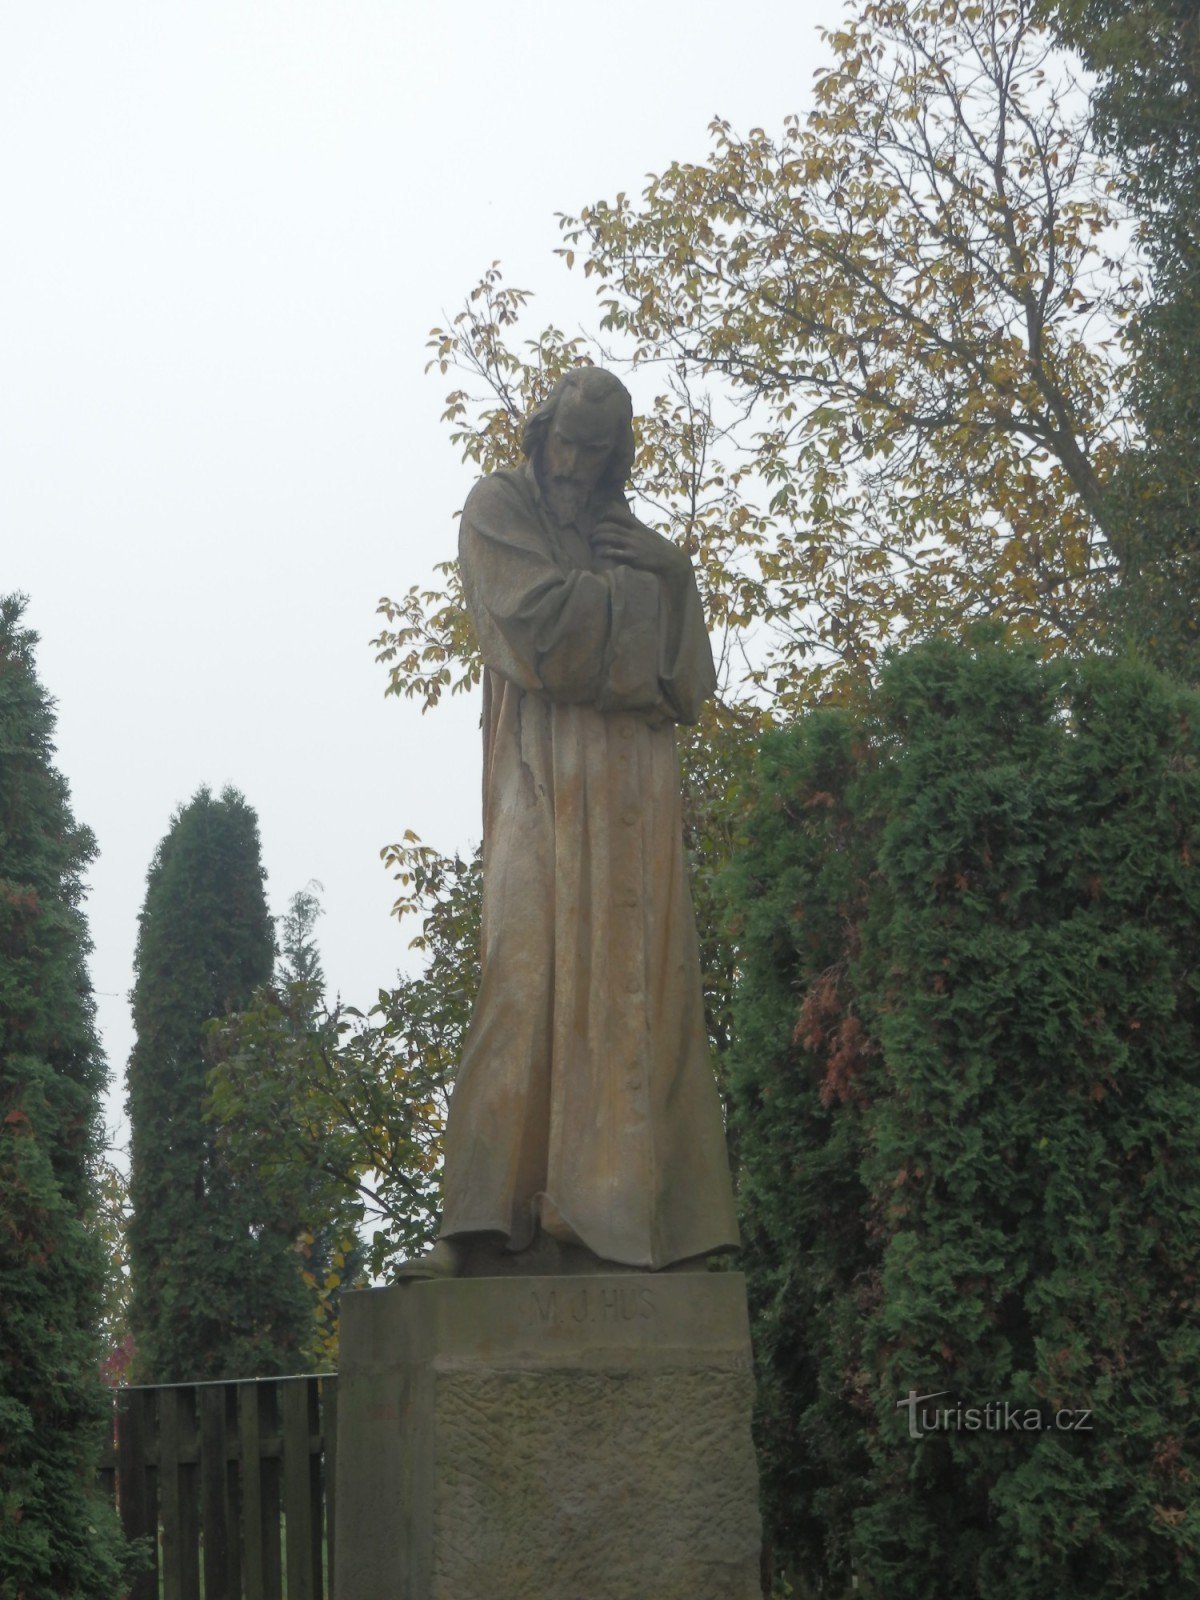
left=458, top=472, right=716, bottom=725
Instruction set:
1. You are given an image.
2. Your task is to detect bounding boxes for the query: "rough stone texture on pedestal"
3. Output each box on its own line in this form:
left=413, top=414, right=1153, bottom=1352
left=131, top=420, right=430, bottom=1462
left=333, top=1273, right=761, bottom=1600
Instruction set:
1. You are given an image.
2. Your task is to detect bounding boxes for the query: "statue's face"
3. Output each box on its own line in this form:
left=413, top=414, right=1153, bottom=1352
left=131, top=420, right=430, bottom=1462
left=540, top=392, right=621, bottom=502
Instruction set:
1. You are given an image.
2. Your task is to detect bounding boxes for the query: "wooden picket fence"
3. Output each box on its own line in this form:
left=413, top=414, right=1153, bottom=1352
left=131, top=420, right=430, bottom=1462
left=99, top=1374, right=338, bottom=1600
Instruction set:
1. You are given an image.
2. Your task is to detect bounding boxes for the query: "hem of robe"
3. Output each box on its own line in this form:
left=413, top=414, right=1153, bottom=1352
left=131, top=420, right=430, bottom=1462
left=439, top=1196, right=740, bottom=1272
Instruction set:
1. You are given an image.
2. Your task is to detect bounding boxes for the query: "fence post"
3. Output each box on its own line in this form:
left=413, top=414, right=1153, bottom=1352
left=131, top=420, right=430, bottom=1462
left=116, top=1387, right=158, bottom=1600
left=260, top=1380, right=284, bottom=1600
left=199, top=1384, right=241, bottom=1598
left=161, top=1385, right=201, bottom=1600
left=237, top=1381, right=265, bottom=1600
left=323, top=1375, right=338, bottom=1591
left=282, top=1379, right=319, bottom=1600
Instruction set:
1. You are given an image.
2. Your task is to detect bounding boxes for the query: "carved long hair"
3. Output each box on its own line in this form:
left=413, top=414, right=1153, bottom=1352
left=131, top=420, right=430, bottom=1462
left=521, top=368, right=636, bottom=496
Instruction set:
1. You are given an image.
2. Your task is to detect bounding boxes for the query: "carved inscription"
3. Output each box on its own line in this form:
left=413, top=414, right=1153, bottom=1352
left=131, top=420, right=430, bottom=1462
left=527, top=1283, right=655, bottom=1330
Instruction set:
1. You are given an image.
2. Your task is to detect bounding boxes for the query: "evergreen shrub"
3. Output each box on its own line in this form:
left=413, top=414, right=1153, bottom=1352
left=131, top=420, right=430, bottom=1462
left=730, top=636, right=1200, bottom=1596
left=0, top=595, right=127, bottom=1597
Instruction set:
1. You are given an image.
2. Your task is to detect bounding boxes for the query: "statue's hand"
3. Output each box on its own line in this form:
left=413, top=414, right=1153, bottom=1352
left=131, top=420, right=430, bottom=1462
left=592, top=510, right=689, bottom=580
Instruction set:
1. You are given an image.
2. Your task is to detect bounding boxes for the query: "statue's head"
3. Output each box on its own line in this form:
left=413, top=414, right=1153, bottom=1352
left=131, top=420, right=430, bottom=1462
left=522, top=368, right=636, bottom=502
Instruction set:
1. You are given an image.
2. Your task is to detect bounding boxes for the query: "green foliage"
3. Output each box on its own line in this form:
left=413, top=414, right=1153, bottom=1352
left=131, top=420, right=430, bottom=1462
left=1047, top=0, right=1200, bottom=676
left=678, top=706, right=770, bottom=1129
left=205, top=976, right=364, bottom=1367
left=1048, top=0, right=1198, bottom=227
left=730, top=635, right=1200, bottom=1594
left=126, top=787, right=311, bottom=1382
left=0, top=593, right=128, bottom=1596
left=202, top=885, right=355, bottom=1366
left=265, top=883, right=366, bottom=1363
left=208, top=839, right=481, bottom=1287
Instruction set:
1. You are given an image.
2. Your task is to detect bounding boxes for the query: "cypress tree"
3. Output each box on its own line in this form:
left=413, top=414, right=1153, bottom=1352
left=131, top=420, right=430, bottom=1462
left=0, top=594, right=127, bottom=1597
left=126, top=787, right=309, bottom=1382
left=730, top=635, right=1200, bottom=1596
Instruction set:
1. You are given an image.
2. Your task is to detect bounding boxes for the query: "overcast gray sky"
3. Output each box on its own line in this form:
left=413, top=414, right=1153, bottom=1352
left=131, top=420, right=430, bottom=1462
left=2, top=1, right=833, bottom=1154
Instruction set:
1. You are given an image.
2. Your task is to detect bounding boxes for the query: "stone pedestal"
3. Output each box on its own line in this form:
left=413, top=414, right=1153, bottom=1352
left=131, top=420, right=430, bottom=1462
left=333, top=1273, right=761, bottom=1600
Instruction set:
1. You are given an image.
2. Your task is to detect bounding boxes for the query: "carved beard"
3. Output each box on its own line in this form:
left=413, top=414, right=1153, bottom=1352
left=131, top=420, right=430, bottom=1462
left=542, top=475, right=588, bottom=526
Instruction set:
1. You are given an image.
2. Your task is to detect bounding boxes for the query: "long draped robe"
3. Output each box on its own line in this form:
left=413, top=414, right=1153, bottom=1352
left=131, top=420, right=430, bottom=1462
left=439, top=462, right=739, bottom=1269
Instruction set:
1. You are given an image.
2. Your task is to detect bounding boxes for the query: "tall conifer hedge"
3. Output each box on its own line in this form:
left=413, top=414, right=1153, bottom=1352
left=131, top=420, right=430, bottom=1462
left=730, top=637, right=1200, bottom=1597
left=0, top=595, right=127, bottom=1596
left=127, top=787, right=309, bottom=1382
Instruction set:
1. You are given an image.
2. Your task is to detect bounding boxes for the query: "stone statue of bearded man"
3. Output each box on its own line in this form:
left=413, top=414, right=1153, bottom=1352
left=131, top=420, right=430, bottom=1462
left=404, top=368, right=739, bottom=1278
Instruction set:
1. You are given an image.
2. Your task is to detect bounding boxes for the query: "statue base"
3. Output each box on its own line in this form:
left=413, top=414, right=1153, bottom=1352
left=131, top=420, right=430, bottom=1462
left=332, top=1272, right=762, bottom=1599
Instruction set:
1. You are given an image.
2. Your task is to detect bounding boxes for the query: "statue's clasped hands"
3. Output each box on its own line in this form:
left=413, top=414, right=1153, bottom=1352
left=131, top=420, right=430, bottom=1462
left=592, top=508, right=689, bottom=579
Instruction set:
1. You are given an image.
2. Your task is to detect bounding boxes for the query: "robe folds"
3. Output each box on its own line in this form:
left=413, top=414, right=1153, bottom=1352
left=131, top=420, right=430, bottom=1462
left=440, top=462, right=739, bottom=1269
